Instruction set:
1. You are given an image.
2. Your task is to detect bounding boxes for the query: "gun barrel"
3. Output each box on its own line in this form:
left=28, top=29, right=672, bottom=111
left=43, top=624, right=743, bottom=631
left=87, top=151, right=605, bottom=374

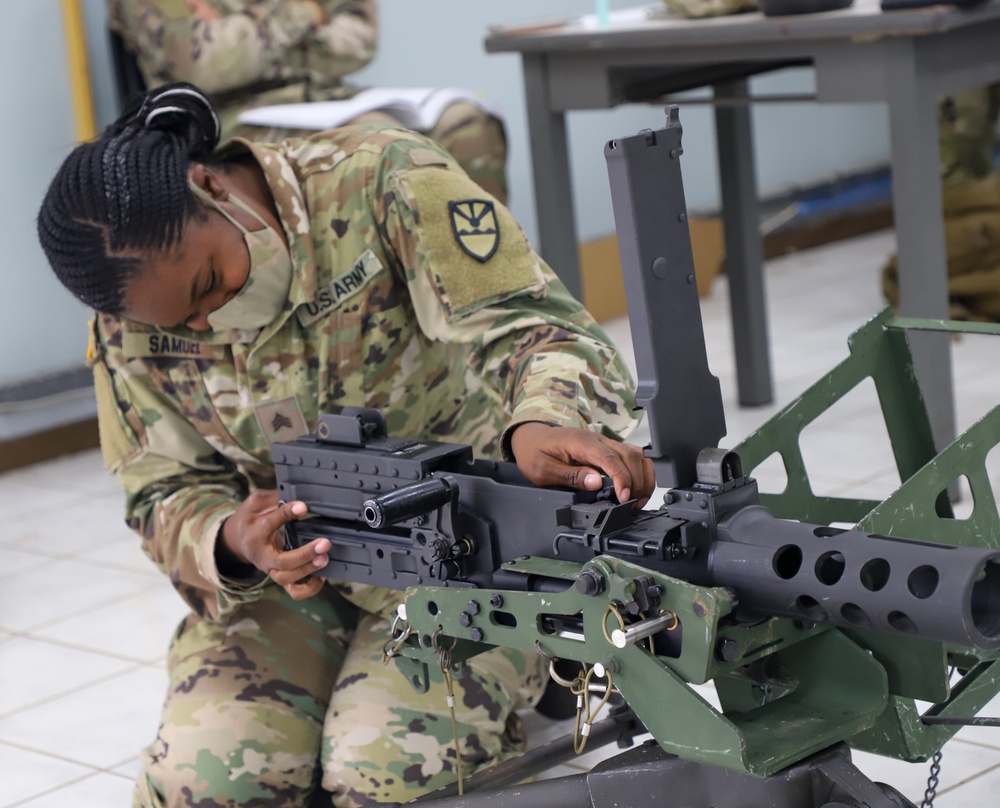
left=710, top=505, right=1000, bottom=650
left=363, top=478, right=454, bottom=529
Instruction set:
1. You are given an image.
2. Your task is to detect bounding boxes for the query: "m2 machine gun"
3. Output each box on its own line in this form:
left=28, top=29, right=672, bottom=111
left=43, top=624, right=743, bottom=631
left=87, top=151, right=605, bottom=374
left=274, top=108, right=1000, bottom=808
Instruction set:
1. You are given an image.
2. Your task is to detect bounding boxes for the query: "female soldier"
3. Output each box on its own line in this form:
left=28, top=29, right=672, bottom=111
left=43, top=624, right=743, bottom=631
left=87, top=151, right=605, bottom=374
left=37, top=82, right=652, bottom=808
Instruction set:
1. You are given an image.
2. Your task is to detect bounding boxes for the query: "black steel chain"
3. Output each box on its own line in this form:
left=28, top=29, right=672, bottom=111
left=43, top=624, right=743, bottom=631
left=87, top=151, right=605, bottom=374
left=920, top=750, right=942, bottom=808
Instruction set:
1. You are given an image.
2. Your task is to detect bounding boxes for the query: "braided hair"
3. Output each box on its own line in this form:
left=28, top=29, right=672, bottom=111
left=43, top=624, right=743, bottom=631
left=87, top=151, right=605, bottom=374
left=37, top=83, right=222, bottom=314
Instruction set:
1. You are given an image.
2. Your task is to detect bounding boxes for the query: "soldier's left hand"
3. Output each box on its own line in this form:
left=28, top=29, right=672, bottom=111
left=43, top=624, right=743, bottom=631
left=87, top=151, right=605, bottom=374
left=509, top=422, right=655, bottom=508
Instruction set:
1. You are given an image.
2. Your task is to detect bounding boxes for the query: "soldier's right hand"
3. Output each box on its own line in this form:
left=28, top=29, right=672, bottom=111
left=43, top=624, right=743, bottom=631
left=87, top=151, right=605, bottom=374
left=218, top=489, right=330, bottom=600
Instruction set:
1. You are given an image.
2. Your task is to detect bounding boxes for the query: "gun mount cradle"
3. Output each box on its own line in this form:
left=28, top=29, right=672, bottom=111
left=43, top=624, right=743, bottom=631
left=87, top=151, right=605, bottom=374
left=273, top=109, right=1000, bottom=807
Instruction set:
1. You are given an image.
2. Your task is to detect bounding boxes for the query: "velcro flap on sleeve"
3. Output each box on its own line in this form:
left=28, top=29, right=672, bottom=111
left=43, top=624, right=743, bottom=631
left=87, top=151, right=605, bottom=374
left=149, top=0, right=192, bottom=21
left=393, top=166, right=546, bottom=320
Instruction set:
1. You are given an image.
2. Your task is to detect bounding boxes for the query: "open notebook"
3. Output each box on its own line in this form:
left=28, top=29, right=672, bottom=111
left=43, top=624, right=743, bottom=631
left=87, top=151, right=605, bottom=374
left=238, top=87, right=498, bottom=133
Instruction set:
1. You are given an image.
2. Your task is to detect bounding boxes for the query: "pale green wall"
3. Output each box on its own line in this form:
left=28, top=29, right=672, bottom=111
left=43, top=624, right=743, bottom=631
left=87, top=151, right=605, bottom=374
left=0, top=0, right=93, bottom=386
left=1, top=0, right=891, bottom=402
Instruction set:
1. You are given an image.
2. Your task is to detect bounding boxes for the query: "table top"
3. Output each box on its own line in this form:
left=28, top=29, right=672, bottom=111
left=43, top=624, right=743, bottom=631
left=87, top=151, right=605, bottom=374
left=485, top=0, right=1000, bottom=52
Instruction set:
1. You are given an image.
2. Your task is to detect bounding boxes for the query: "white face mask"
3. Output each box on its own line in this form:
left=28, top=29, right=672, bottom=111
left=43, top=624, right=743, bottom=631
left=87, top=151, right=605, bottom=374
left=189, top=182, right=293, bottom=331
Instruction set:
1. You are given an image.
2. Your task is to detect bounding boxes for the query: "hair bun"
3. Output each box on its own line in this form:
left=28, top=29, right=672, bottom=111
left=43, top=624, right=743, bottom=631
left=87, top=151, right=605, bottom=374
left=135, top=82, right=221, bottom=157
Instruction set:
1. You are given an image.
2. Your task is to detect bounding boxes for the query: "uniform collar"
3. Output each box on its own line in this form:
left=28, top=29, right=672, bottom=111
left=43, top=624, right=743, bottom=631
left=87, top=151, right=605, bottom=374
left=225, top=138, right=318, bottom=311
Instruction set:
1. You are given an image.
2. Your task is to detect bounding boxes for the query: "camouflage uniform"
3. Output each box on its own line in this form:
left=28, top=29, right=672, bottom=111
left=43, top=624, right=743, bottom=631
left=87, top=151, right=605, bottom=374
left=939, top=84, right=1000, bottom=187
left=106, top=0, right=510, bottom=202
left=89, top=126, right=640, bottom=807
left=882, top=84, right=1000, bottom=321
left=660, top=0, right=756, bottom=19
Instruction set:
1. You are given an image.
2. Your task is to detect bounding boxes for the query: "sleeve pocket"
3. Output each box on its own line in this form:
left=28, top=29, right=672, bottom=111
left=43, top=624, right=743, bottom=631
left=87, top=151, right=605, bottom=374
left=92, top=360, right=142, bottom=473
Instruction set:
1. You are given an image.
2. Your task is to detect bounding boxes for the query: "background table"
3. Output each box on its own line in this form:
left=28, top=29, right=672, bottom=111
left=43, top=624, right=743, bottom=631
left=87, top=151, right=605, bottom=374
left=485, top=0, right=1000, bottom=452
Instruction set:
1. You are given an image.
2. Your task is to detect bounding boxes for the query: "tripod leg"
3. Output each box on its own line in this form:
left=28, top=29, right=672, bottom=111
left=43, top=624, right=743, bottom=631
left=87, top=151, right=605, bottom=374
left=817, top=753, right=917, bottom=808
left=374, top=742, right=918, bottom=808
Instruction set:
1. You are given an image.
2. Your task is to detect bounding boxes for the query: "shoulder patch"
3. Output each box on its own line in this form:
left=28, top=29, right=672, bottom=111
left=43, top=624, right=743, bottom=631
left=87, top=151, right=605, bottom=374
left=394, top=168, right=545, bottom=319
left=449, top=200, right=499, bottom=262
left=86, top=318, right=102, bottom=366
left=297, top=249, right=384, bottom=327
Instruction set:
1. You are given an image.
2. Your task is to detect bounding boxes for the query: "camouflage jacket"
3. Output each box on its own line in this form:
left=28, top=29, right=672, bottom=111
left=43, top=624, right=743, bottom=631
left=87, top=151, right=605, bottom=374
left=90, top=127, right=640, bottom=621
left=106, top=0, right=378, bottom=138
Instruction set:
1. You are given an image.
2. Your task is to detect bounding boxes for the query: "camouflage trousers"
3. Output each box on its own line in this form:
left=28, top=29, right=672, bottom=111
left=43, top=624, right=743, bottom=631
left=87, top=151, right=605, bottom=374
left=232, top=100, right=510, bottom=206
left=133, top=583, right=546, bottom=808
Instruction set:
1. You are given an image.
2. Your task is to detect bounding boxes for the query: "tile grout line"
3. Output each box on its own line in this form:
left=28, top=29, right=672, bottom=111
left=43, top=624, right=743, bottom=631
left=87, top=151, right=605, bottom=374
left=0, top=627, right=167, bottom=671
left=4, top=770, right=135, bottom=808
left=936, top=759, right=1000, bottom=798
left=946, top=735, right=1000, bottom=754
left=0, top=739, right=140, bottom=774
left=0, top=660, right=160, bottom=723
left=0, top=547, right=160, bottom=583
left=0, top=737, right=139, bottom=808
left=1, top=579, right=173, bottom=636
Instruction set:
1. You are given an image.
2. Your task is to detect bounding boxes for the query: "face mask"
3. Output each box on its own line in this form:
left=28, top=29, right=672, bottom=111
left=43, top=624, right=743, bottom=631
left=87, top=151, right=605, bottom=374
left=189, top=182, right=293, bottom=331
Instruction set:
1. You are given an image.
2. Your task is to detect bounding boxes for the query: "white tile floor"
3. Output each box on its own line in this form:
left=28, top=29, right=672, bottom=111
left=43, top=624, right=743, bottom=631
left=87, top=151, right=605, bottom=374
left=3, top=227, right=1000, bottom=806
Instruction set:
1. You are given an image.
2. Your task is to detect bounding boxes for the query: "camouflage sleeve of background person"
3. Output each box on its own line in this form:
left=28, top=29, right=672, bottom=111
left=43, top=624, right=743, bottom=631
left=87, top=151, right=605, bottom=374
left=106, top=0, right=377, bottom=96
left=87, top=315, right=267, bottom=621
left=305, top=0, right=379, bottom=92
left=371, top=137, right=641, bottom=454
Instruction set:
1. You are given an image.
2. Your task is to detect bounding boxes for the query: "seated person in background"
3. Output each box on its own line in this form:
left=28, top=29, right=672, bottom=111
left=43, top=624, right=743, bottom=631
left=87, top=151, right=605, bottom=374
left=883, top=84, right=1000, bottom=322
left=107, top=0, right=510, bottom=202
left=939, top=85, right=1000, bottom=187
left=36, top=82, right=653, bottom=808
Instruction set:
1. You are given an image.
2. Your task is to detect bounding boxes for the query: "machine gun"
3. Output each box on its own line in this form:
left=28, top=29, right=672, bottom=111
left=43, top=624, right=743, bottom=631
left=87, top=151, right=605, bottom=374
left=274, top=406, right=1000, bottom=650
left=273, top=108, right=1000, bottom=807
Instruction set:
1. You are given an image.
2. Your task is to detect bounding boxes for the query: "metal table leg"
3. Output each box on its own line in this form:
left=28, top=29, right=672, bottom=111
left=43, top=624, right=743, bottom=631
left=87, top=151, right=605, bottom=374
left=714, top=79, right=774, bottom=407
left=884, top=43, right=956, bottom=452
left=522, top=52, right=583, bottom=302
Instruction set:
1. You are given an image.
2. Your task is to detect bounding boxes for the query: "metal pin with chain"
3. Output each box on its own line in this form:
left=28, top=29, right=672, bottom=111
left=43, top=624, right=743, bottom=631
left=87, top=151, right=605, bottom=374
left=433, top=628, right=464, bottom=796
